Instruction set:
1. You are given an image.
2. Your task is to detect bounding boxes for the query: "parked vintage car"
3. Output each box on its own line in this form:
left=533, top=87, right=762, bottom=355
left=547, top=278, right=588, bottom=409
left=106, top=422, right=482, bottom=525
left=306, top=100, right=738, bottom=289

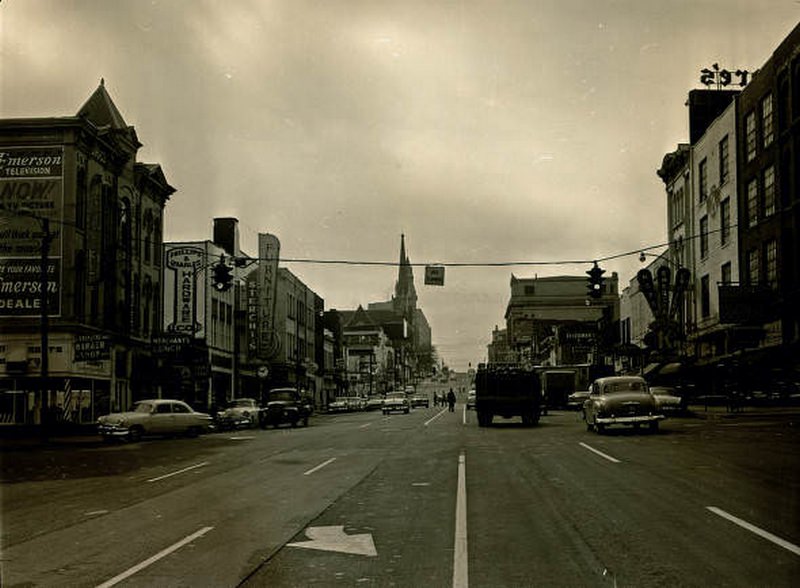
left=98, top=399, right=213, bottom=442
left=365, top=396, right=386, bottom=411
left=583, top=376, right=664, bottom=434
left=567, top=388, right=591, bottom=411
left=650, top=386, right=685, bottom=414
left=345, top=396, right=366, bottom=411
left=216, top=398, right=262, bottom=429
left=328, top=397, right=349, bottom=413
left=382, top=391, right=410, bottom=414
left=466, top=390, right=476, bottom=410
left=260, top=387, right=311, bottom=428
left=410, top=393, right=430, bottom=408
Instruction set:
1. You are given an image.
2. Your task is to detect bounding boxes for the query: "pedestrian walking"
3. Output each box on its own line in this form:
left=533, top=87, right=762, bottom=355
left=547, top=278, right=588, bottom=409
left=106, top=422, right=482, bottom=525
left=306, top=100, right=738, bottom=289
left=447, top=389, right=456, bottom=412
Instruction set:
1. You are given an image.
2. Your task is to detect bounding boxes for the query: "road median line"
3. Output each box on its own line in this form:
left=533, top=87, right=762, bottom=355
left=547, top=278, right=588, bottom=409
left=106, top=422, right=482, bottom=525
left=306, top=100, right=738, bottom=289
left=95, top=526, right=214, bottom=588
left=453, top=452, right=468, bottom=588
left=304, top=457, right=337, bottom=476
left=146, top=461, right=210, bottom=483
left=706, top=506, right=800, bottom=556
left=579, top=442, right=621, bottom=463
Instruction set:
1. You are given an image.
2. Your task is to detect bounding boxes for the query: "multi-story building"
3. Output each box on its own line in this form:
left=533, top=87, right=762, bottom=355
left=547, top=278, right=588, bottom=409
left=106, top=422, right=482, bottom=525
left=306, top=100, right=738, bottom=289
left=0, top=81, right=174, bottom=426
left=504, top=273, right=619, bottom=367
left=340, top=306, right=394, bottom=396
left=734, top=23, right=800, bottom=378
left=162, top=238, right=237, bottom=410
left=487, top=326, right=512, bottom=363
left=270, top=268, right=322, bottom=396
left=689, top=98, right=741, bottom=365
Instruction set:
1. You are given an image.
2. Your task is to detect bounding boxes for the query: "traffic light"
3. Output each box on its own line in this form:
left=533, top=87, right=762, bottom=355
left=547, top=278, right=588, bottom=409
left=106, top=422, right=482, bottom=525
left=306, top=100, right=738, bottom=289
left=586, top=262, right=606, bottom=299
left=212, top=259, right=233, bottom=292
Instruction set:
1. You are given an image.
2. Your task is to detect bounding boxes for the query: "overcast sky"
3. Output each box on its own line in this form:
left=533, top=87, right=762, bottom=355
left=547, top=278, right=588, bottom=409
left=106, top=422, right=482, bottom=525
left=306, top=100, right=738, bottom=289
left=2, top=1, right=797, bottom=370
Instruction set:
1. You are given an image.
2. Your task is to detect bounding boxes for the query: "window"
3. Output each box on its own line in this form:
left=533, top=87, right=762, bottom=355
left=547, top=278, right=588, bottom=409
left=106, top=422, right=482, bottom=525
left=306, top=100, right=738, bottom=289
left=671, top=187, right=684, bottom=227
left=761, top=94, right=774, bottom=147
left=698, top=158, right=708, bottom=201
left=700, top=275, right=710, bottom=318
left=748, top=249, right=760, bottom=286
left=766, top=240, right=778, bottom=287
left=718, top=135, right=729, bottom=185
left=720, top=197, right=730, bottom=246
left=763, top=166, right=775, bottom=217
left=745, top=111, right=757, bottom=162
left=699, top=215, right=709, bottom=258
left=721, top=262, right=732, bottom=285
left=747, top=179, right=759, bottom=227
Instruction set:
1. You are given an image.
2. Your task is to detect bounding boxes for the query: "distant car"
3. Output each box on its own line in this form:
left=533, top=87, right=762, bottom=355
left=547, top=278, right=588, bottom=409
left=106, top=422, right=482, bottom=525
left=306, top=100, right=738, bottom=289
left=345, top=397, right=366, bottom=411
left=216, top=398, right=261, bottom=429
left=260, top=388, right=311, bottom=428
left=466, top=390, right=476, bottom=410
left=98, top=399, right=213, bottom=442
left=410, top=394, right=430, bottom=408
left=365, top=396, right=385, bottom=411
left=583, top=376, right=664, bottom=434
left=567, top=389, right=591, bottom=411
left=383, top=392, right=410, bottom=414
left=328, top=397, right=349, bottom=413
left=650, top=386, right=684, bottom=414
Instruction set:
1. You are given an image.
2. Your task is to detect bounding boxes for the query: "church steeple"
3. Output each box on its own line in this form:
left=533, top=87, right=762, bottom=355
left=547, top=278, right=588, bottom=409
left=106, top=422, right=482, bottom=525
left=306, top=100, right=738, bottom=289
left=394, top=234, right=417, bottom=319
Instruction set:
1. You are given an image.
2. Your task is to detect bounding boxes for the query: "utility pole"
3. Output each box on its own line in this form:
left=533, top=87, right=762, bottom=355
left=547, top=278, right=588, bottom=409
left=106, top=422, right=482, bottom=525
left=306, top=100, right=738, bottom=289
left=39, top=216, right=55, bottom=439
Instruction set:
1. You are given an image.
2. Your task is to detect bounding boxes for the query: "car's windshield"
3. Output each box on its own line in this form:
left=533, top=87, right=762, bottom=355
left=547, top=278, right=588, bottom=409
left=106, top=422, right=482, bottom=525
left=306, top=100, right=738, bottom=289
left=133, top=402, right=153, bottom=413
left=387, top=393, right=405, bottom=400
left=270, top=391, right=296, bottom=402
left=603, top=381, right=647, bottom=394
left=230, top=399, right=255, bottom=407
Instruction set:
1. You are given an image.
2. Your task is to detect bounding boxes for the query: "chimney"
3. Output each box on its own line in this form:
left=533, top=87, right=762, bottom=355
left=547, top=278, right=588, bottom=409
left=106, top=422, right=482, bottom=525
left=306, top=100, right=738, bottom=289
left=213, top=217, right=239, bottom=257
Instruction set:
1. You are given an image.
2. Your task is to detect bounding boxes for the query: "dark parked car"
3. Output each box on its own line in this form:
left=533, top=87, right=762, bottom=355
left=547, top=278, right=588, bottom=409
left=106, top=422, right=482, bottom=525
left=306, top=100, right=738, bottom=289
left=583, top=376, right=664, bottom=434
left=260, top=387, right=311, bottom=428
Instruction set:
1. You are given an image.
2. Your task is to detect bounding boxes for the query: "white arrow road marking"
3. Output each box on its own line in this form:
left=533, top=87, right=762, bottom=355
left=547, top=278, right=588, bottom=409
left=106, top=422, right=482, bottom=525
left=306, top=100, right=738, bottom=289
left=146, top=461, right=209, bottom=483
left=579, top=442, right=621, bottom=463
left=95, top=526, right=214, bottom=588
left=707, top=506, right=800, bottom=556
left=287, top=526, right=377, bottom=557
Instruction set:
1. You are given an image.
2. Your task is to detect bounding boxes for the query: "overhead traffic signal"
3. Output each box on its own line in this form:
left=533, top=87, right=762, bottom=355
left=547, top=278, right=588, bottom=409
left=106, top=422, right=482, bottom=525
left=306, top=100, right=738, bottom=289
left=212, top=258, right=233, bottom=292
left=586, top=262, right=606, bottom=299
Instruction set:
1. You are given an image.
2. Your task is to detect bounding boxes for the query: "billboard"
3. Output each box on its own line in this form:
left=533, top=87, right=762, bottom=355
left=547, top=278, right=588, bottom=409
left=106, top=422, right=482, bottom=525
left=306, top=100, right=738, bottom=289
left=0, top=147, right=64, bottom=317
left=164, top=246, right=204, bottom=335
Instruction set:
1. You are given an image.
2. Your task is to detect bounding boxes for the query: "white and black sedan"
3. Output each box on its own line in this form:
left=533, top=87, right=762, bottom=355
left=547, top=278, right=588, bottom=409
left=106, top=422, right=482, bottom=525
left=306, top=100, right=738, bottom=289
left=583, top=376, right=664, bottom=434
left=382, top=392, right=411, bottom=414
left=98, top=399, right=213, bottom=442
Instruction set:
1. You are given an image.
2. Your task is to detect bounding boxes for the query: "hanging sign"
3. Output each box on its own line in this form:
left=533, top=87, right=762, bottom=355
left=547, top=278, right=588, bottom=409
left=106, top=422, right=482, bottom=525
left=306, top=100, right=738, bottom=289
left=424, top=265, right=445, bottom=286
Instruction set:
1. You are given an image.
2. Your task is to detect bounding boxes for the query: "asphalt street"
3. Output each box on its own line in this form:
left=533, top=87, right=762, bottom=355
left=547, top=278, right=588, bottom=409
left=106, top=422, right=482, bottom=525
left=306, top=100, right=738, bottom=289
left=2, top=385, right=799, bottom=587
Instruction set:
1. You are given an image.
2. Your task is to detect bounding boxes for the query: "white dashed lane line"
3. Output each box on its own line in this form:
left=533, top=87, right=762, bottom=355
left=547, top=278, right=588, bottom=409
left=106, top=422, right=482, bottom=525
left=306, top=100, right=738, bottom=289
left=578, top=442, right=621, bottom=464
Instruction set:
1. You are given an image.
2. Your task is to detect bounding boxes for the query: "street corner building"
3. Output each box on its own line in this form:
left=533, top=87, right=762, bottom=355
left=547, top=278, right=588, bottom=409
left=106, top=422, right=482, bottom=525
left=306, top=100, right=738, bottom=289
left=0, top=80, right=175, bottom=428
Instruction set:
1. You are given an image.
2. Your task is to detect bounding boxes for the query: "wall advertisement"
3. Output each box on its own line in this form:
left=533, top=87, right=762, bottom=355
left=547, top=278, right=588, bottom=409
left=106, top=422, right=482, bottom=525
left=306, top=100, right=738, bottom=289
left=0, top=146, right=64, bottom=317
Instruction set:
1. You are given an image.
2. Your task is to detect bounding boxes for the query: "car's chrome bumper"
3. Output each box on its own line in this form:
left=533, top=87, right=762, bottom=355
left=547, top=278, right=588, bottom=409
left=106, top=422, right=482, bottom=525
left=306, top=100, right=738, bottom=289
left=596, top=414, right=665, bottom=425
left=98, top=423, right=129, bottom=436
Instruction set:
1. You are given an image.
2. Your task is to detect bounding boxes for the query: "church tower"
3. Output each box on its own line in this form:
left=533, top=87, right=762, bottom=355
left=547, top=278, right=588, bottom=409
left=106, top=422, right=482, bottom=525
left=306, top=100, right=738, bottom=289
left=393, top=234, right=418, bottom=321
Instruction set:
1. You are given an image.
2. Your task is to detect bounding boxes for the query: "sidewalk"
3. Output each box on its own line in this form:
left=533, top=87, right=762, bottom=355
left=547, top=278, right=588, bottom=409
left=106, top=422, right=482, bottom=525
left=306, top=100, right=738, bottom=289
left=686, top=402, right=800, bottom=420
left=0, top=424, right=103, bottom=451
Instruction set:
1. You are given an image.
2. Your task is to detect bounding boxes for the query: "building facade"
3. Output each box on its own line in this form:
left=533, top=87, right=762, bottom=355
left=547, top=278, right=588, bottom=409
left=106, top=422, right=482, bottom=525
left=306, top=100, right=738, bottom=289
left=0, top=82, right=174, bottom=426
